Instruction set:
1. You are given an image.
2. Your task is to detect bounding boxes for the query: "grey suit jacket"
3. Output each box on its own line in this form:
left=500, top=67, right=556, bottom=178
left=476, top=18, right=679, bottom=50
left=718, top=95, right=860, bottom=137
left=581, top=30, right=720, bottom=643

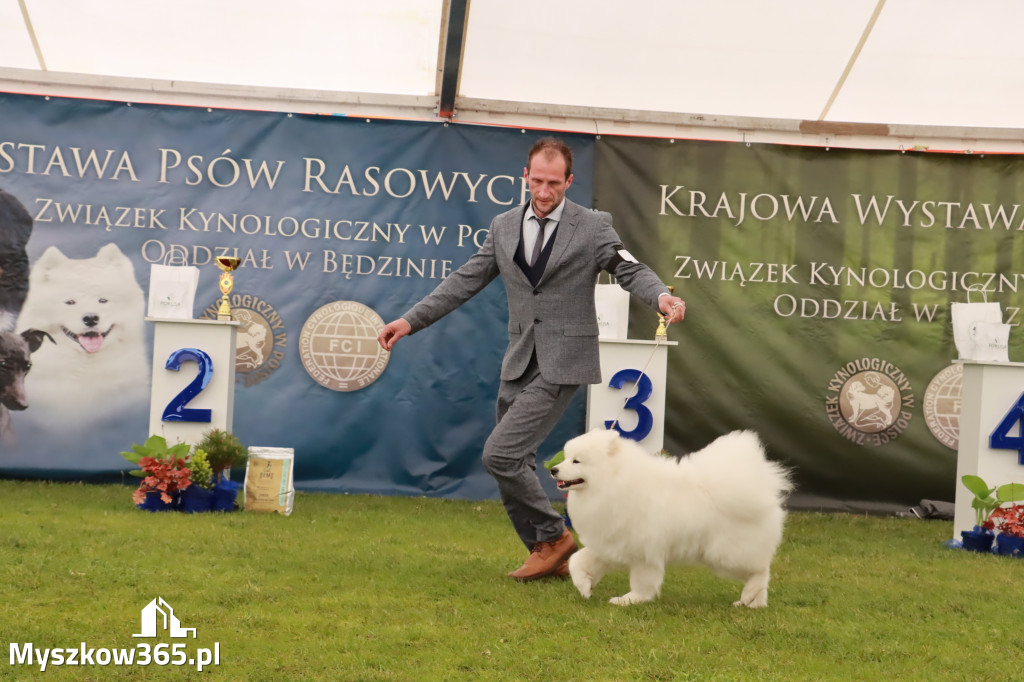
left=402, top=198, right=669, bottom=385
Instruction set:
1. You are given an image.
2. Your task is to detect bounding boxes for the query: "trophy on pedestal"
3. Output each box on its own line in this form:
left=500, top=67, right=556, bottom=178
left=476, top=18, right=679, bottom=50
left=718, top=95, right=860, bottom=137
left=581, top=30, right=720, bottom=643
left=215, top=256, right=241, bottom=320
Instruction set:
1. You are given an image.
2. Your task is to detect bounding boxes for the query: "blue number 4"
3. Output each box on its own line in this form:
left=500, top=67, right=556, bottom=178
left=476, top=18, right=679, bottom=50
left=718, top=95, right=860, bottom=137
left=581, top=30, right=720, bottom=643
left=989, top=392, right=1024, bottom=465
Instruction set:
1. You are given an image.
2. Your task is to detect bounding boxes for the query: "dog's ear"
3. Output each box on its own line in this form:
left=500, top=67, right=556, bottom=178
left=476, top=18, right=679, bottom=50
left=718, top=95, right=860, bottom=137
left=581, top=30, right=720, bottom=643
left=0, top=189, right=33, bottom=244
left=603, top=428, right=622, bottom=456
left=21, top=328, right=55, bottom=353
left=95, top=242, right=130, bottom=266
left=31, top=246, right=67, bottom=281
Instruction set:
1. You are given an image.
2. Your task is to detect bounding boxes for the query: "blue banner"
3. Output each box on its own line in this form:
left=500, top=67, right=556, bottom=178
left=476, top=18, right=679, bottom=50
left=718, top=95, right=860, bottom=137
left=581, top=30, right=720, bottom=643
left=0, top=93, right=593, bottom=500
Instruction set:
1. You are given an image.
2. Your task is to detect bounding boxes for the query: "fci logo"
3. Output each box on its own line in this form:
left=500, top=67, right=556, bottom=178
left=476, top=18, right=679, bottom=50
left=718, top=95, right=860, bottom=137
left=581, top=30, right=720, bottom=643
left=133, top=597, right=196, bottom=639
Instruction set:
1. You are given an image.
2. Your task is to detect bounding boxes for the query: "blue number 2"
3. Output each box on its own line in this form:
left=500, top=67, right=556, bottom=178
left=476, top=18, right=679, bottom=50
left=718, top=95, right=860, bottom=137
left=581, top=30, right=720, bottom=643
left=989, top=391, right=1024, bottom=465
left=162, top=348, right=213, bottom=423
left=604, top=368, right=654, bottom=441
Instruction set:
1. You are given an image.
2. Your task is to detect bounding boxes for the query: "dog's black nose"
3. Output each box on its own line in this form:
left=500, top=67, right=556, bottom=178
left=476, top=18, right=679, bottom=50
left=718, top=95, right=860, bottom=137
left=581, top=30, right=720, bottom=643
left=549, top=466, right=558, bottom=476
left=83, top=314, right=99, bottom=328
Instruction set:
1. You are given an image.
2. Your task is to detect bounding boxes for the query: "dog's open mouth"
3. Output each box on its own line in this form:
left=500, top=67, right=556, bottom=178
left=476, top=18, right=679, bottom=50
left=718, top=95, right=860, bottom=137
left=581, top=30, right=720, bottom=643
left=556, top=478, right=585, bottom=491
left=63, top=325, right=113, bottom=354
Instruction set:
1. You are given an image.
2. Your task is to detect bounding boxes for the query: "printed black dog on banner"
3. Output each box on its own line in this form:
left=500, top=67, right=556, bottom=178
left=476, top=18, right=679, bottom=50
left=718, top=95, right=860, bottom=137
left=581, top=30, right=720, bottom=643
left=0, top=328, right=54, bottom=443
left=0, top=189, right=33, bottom=332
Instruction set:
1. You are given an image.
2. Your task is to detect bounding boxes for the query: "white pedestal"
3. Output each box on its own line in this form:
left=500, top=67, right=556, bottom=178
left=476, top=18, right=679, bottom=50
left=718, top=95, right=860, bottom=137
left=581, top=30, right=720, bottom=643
left=147, top=317, right=238, bottom=447
left=586, top=338, right=677, bottom=453
left=953, top=359, right=1024, bottom=539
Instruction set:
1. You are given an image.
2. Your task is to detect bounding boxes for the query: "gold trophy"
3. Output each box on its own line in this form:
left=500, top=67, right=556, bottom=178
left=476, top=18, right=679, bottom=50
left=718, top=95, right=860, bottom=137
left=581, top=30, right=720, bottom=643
left=215, top=256, right=241, bottom=320
left=655, top=315, right=668, bottom=340
left=655, top=286, right=674, bottom=340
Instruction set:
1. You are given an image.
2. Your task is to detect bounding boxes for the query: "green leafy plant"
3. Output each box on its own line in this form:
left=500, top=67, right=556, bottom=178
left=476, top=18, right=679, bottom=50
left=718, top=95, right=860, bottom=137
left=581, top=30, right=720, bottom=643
left=543, top=450, right=564, bottom=471
left=196, top=428, right=248, bottom=482
left=188, top=448, right=213, bottom=489
left=961, top=475, right=1024, bottom=528
left=121, top=435, right=192, bottom=477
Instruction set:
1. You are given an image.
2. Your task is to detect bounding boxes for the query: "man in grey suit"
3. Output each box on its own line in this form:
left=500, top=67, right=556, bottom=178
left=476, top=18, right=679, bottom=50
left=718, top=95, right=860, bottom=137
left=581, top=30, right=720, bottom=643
left=377, top=137, right=685, bottom=581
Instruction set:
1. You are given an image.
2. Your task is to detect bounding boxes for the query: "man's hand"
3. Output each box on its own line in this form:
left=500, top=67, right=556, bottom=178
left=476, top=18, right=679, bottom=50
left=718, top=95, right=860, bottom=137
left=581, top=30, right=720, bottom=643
left=659, top=295, right=686, bottom=325
left=377, top=318, right=412, bottom=351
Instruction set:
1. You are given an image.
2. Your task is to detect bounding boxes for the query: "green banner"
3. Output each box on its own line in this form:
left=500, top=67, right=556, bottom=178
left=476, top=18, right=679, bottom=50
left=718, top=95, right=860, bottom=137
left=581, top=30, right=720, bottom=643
left=595, top=137, right=1024, bottom=507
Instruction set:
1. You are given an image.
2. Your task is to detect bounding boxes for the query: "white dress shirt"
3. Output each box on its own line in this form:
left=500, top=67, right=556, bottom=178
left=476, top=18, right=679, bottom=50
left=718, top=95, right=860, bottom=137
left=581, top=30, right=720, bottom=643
left=522, top=199, right=566, bottom=261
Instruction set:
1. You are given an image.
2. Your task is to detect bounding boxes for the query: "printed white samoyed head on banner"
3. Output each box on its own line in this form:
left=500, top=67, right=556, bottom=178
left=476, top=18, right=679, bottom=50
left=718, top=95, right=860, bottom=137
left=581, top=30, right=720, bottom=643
left=15, top=242, right=149, bottom=427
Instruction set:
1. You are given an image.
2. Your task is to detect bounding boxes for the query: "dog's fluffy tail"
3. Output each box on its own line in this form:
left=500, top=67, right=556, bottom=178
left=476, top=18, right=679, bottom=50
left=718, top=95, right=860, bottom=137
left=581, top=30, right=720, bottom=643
left=688, top=430, right=793, bottom=510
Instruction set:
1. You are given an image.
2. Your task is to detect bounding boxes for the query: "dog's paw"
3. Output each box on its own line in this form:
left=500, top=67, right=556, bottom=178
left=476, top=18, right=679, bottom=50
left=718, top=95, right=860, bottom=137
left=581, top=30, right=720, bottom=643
left=732, top=596, right=768, bottom=609
left=609, top=592, right=651, bottom=606
left=568, top=559, right=593, bottom=598
left=570, top=573, right=593, bottom=599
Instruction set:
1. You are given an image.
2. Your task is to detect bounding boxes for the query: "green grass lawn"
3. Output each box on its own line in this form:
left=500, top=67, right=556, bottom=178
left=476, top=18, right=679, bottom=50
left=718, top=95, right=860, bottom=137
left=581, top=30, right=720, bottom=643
left=0, top=479, right=1020, bottom=681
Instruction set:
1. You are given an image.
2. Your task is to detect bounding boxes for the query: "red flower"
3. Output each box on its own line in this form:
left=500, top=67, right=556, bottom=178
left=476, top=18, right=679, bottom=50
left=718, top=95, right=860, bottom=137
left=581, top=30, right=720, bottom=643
left=133, top=455, right=192, bottom=505
left=990, top=504, right=1024, bottom=538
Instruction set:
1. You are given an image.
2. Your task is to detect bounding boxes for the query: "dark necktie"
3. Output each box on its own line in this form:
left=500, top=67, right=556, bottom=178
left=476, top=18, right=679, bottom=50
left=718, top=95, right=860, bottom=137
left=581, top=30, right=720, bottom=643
left=529, top=217, right=550, bottom=266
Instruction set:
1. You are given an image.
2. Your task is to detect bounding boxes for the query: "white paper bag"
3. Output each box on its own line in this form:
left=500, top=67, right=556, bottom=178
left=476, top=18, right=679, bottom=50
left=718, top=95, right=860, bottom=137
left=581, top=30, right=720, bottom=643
left=965, top=320, right=1010, bottom=362
left=595, top=275, right=629, bottom=339
left=951, top=287, right=1010, bottom=361
left=147, top=263, right=199, bottom=319
left=244, top=447, right=295, bottom=515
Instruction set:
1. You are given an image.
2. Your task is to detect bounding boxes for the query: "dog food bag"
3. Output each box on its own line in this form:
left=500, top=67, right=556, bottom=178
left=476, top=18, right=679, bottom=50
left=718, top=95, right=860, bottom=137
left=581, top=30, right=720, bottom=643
left=244, top=447, right=295, bottom=515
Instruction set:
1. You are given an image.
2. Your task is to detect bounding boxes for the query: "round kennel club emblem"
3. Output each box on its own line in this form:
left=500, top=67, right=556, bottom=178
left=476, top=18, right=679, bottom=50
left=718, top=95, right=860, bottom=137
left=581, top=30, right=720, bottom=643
left=923, top=363, right=962, bottom=451
left=824, top=358, right=915, bottom=446
left=299, top=300, right=389, bottom=392
left=201, top=294, right=288, bottom=387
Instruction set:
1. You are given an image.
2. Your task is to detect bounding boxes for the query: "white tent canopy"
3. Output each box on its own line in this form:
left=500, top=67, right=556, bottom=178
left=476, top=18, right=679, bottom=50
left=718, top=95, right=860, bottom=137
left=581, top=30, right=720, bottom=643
left=2, top=0, right=1024, bottom=150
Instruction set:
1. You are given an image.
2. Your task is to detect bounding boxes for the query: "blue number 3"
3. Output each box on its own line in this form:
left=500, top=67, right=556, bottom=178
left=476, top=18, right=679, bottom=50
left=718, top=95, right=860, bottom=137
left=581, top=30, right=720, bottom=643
left=162, top=348, right=214, bottom=423
left=989, top=392, right=1024, bottom=465
left=604, top=368, right=654, bottom=442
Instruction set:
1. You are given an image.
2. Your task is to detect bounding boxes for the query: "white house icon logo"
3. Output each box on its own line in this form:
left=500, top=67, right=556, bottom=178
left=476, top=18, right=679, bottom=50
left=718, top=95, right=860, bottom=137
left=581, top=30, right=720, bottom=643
left=132, top=597, right=196, bottom=638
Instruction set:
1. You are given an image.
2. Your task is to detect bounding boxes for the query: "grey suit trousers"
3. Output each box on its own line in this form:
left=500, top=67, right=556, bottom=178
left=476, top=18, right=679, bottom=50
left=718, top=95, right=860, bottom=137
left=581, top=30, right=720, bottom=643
left=482, top=354, right=579, bottom=549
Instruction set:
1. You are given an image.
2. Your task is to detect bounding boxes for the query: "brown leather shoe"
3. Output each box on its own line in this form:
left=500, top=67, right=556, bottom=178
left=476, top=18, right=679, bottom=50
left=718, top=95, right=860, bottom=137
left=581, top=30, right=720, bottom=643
left=552, top=560, right=570, bottom=578
left=507, top=529, right=576, bottom=581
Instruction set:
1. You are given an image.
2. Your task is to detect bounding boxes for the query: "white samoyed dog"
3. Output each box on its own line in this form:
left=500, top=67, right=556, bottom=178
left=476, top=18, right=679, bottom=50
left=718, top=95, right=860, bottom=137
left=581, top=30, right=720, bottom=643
left=551, top=428, right=792, bottom=608
left=15, top=243, right=149, bottom=427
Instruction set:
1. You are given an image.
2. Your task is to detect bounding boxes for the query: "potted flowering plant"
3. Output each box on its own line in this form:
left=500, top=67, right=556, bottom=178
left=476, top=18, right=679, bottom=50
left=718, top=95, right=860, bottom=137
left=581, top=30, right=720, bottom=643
left=960, top=476, right=1024, bottom=553
left=122, top=435, right=193, bottom=511
left=989, top=495, right=1024, bottom=557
